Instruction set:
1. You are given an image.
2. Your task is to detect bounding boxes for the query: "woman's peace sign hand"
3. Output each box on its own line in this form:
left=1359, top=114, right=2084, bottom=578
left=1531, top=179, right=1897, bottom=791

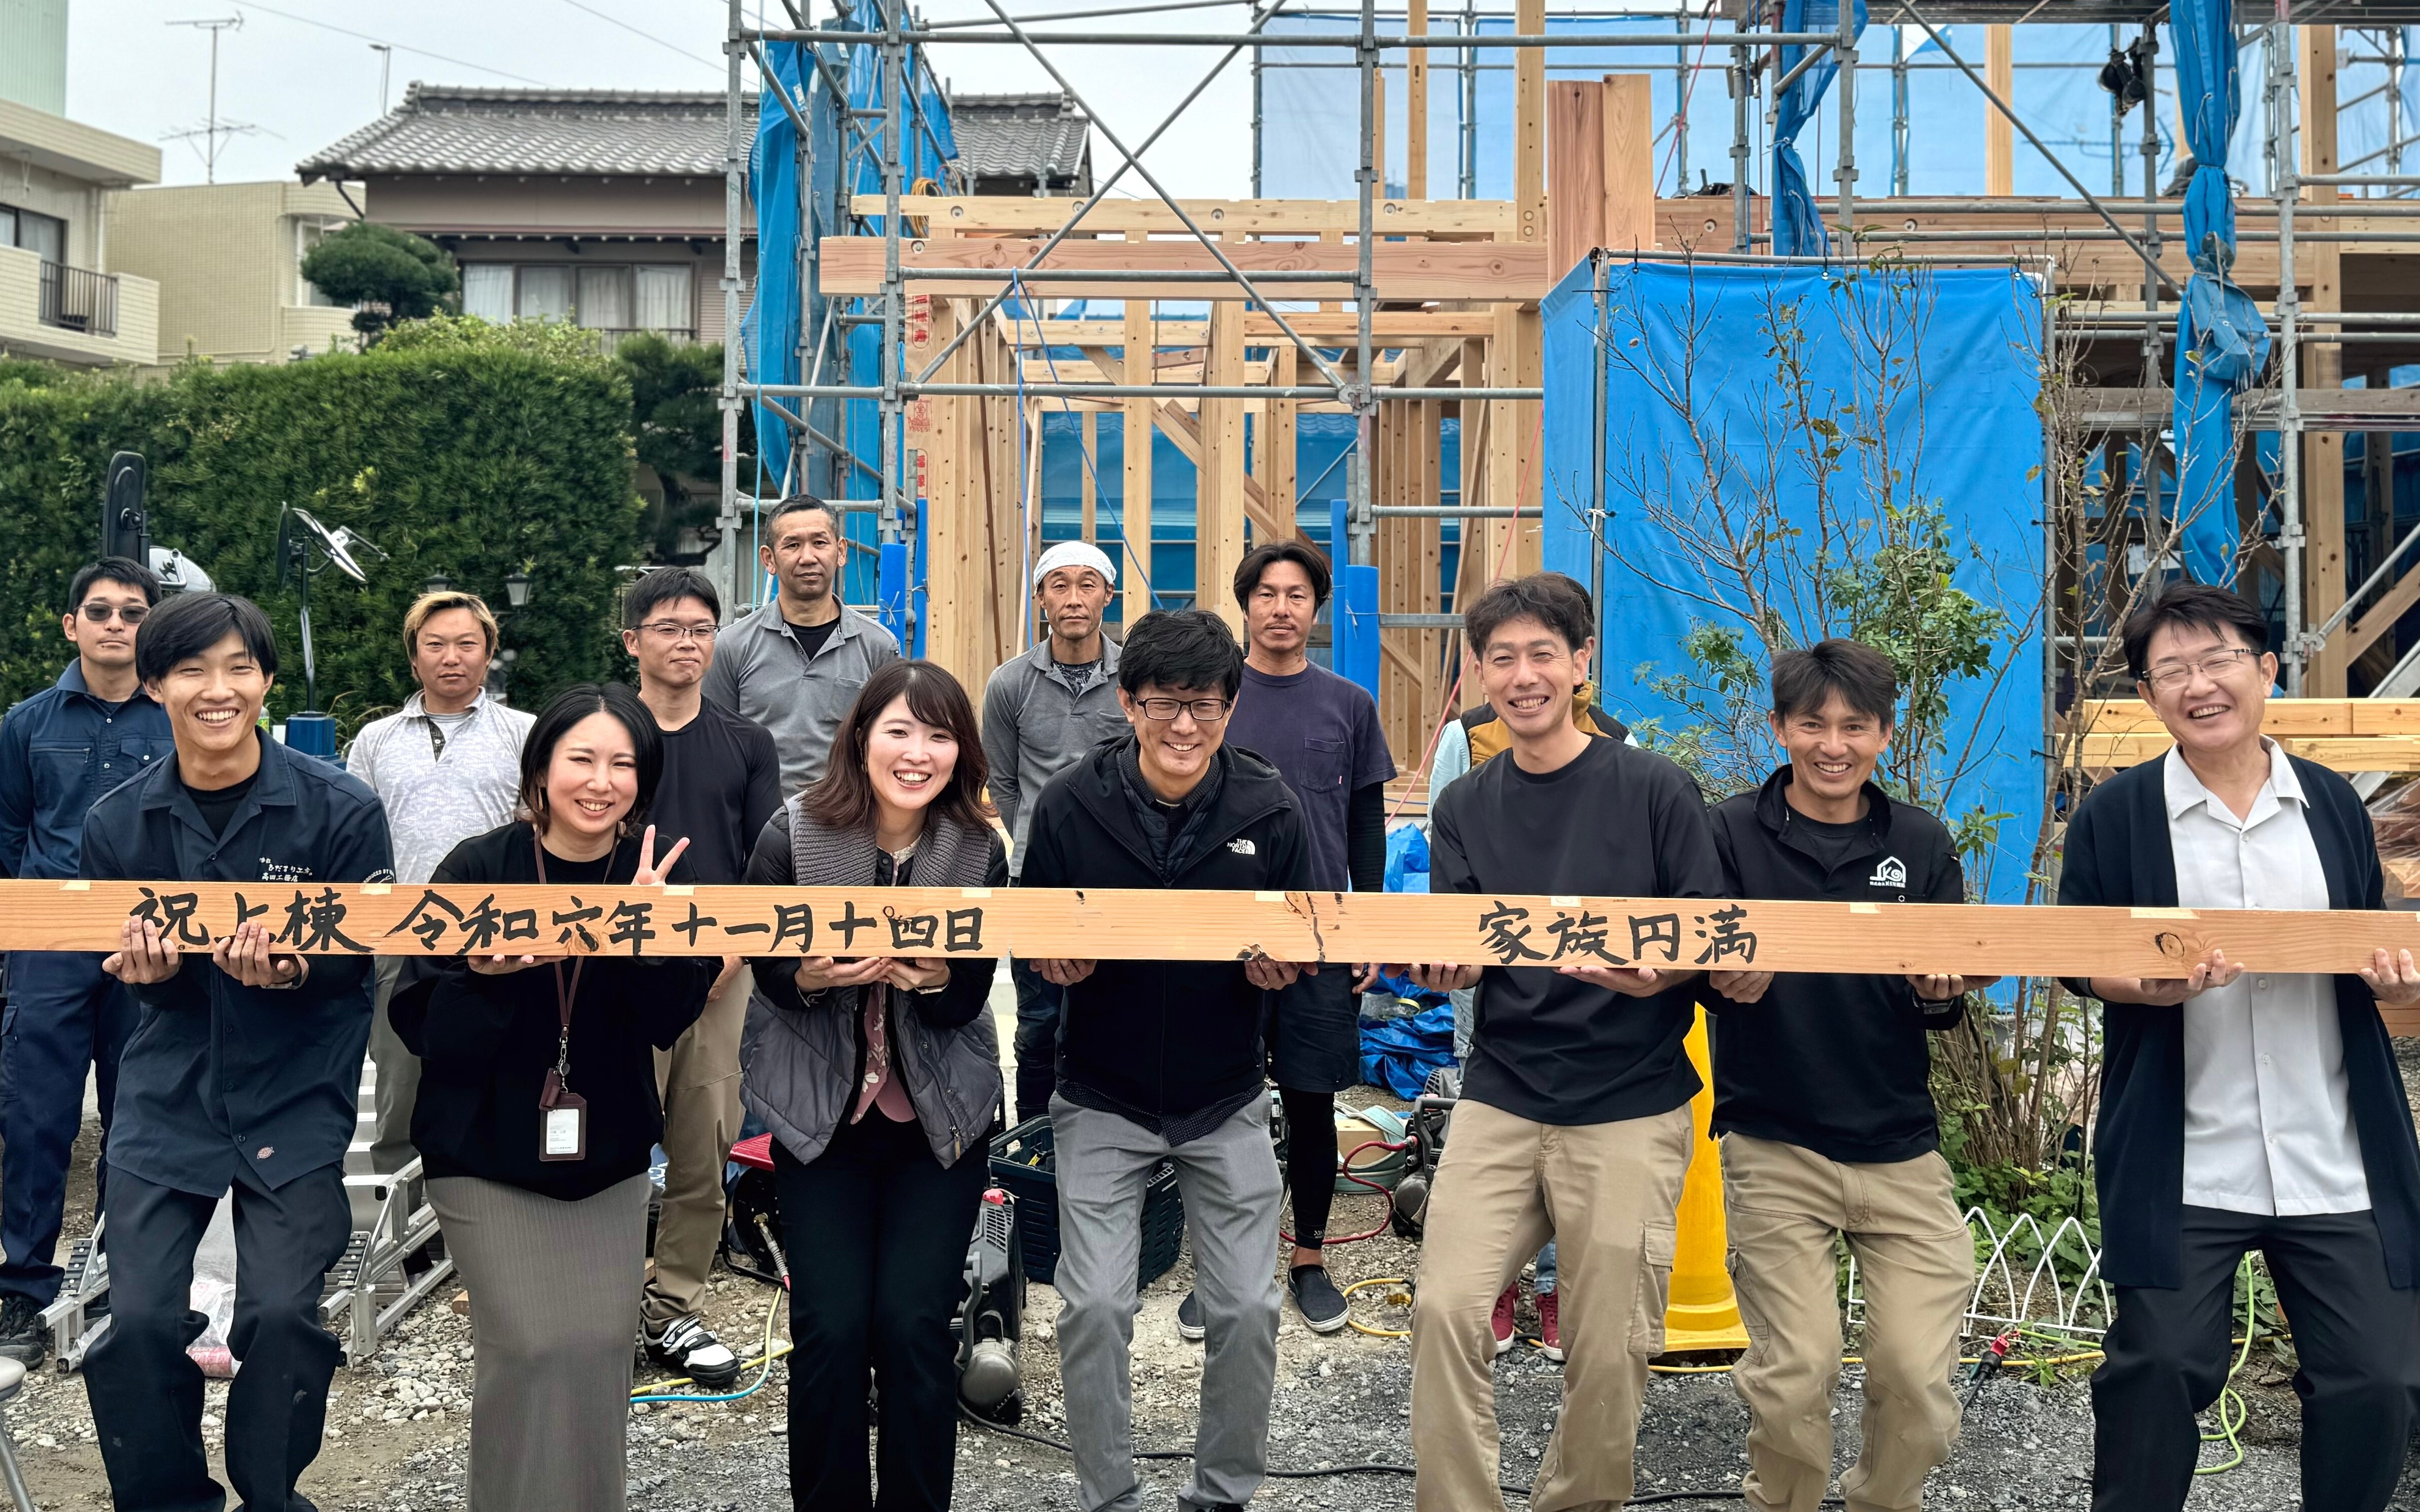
left=631, top=824, right=690, bottom=888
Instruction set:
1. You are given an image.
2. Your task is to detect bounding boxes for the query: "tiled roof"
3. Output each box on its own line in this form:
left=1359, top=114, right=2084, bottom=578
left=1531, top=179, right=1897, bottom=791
left=947, top=92, right=1091, bottom=188
left=298, top=85, right=754, bottom=180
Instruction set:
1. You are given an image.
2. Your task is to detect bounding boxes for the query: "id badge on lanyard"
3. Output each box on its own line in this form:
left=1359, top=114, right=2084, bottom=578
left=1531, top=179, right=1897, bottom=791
left=534, top=834, right=590, bottom=1162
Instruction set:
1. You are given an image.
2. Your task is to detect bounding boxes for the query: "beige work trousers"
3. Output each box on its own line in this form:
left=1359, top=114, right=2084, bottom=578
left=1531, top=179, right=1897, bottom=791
left=1721, top=1132, right=1974, bottom=1512
left=640, top=966, right=750, bottom=1330
left=1410, top=1098, right=1695, bottom=1512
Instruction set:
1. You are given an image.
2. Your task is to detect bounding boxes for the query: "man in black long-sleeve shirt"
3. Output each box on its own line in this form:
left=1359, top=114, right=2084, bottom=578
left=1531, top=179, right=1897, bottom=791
left=1400, top=573, right=1722, bottom=1512
left=1702, top=639, right=1993, bottom=1512
left=622, top=567, right=782, bottom=1389
left=1217, top=542, right=1395, bottom=1335
left=77, top=593, right=395, bottom=1512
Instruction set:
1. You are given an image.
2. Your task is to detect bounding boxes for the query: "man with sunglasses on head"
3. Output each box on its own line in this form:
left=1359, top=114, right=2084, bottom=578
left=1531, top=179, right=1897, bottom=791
left=0, top=557, right=173, bottom=1365
left=622, top=567, right=779, bottom=1390
left=2061, top=581, right=2420, bottom=1511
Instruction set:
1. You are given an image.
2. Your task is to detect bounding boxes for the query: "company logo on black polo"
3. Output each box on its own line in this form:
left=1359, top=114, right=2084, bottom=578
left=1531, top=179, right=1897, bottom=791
left=1868, top=856, right=1907, bottom=888
left=1227, top=838, right=1256, bottom=856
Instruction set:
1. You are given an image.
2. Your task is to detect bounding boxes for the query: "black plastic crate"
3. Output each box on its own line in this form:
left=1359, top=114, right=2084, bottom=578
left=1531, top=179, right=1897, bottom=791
left=989, top=1116, right=1184, bottom=1290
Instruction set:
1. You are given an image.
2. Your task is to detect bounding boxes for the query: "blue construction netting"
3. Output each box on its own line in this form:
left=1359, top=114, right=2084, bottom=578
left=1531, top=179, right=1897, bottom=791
left=1541, top=257, right=2046, bottom=901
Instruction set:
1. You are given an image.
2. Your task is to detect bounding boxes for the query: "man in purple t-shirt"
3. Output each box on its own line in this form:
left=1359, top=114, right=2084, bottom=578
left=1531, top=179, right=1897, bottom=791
left=1205, top=542, right=1396, bottom=1335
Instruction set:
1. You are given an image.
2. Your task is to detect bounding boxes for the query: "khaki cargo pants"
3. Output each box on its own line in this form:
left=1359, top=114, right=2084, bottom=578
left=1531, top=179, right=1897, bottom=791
left=641, top=965, right=751, bottom=1331
left=1721, top=1132, right=1974, bottom=1512
left=1410, top=1098, right=1695, bottom=1512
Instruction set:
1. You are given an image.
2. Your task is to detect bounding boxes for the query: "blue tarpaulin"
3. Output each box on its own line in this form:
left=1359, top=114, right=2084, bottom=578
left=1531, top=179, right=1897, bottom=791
left=1772, top=0, right=1865, bottom=256
left=1360, top=1005, right=1458, bottom=1099
left=2171, top=0, right=2267, bottom=586
left=1542, top=259, right=2046, bottom=901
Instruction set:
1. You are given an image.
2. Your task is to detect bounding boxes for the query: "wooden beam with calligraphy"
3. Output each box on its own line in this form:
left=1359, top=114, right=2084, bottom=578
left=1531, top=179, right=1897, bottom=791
left=14, top=881, right=2420, bottom=994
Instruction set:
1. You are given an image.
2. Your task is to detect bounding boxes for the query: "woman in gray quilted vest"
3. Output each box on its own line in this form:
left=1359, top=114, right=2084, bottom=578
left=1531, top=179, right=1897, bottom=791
left=739, top=658, right=1007, bottom=1512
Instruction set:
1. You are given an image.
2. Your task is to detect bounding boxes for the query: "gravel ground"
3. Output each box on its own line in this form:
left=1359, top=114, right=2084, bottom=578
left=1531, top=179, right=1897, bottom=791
left=14, top=1038, right=2420, bottom=1506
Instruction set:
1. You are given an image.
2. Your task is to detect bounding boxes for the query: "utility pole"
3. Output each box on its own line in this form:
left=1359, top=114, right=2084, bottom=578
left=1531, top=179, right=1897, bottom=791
left=371, top=43, right=392, bottom=114
left=166, top=15, right=247, bottom=184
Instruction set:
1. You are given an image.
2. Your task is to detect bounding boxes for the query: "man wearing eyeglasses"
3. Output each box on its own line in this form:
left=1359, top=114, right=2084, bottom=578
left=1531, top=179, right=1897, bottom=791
left=622, top=566, right=778, bottom=1389
left=1018, top=609, right=1314, bottom=1512
left=345, top=591, right=533, bottom=1203
left=0, top=557, right=173, bottom=1364
left=2060, top=581, right=2420, bottom=1511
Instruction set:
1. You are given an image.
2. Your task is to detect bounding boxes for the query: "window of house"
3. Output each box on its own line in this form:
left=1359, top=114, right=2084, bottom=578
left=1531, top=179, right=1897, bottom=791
left=634, top=265, right=693, bottom=335
left=0, top=204, right=66, bottom=265
left=517, top=265, right=572, bottom=322
left=576, top=266, right=632, bottom=330
left=457, top=262, right=695, bottom=339
left=461, top=263, right=513, bottom=323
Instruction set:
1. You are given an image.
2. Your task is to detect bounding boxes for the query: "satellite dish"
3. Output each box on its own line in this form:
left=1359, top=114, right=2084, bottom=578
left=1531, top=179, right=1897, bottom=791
left=290, top=507, right=369, bottom=584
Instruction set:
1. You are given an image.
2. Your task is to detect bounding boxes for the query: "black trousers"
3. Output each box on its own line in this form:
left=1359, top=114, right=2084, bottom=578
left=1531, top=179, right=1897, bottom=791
left=84, top=1160, right=352, bottom=1512
left=776, top=1111, right=989, bottom=1512
left=2091, top=1205, right=2420, bottom=1511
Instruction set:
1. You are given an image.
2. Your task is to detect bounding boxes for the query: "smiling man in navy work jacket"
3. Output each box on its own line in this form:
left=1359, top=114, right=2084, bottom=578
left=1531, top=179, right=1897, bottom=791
left=2060, top=581, right=2420, bottom=1511
left=76, top=591, right=394, bottom=1512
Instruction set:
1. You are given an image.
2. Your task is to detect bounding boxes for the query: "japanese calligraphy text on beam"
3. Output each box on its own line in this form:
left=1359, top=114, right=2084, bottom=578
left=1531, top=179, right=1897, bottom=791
left=11, top=882, right=2420, bottom=978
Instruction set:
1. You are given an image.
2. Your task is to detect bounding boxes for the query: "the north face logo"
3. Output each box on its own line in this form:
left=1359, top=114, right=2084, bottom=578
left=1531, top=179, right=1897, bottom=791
left=1868, top=856, right=1907, bottom=888
left=1227, top=838, right=1257, bottom=856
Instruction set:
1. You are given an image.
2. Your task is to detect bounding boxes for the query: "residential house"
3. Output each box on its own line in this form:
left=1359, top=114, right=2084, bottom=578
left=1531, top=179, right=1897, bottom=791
left=947, top=93, right=1092, bottom=197
left=296, top=85, right=752, bottom=353
left=0, top=97, right=161, bottom=368
left=105, top=180, right=361, bottom=368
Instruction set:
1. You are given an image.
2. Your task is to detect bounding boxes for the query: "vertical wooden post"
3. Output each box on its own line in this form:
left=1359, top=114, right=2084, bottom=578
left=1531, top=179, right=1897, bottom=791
left=1516, top=0, right=1545, bottom=246
left=1407, top=0, right=1430, bottom=200
left=1374, top=70, right=1389, bottom=201
left=2302, top=24, right=2347, bottom=694
left=917, top=296, right=970, bottom=682
left=1198, top=299, right=1248, bottom=632
left=1080, top=410, right=1097, bottom=544
left=1603, top=74, right=1656, bottom=253
left=1122, top=254, right=1154, bottom=632
left=1548, top=81, right=1607, bottom=282
left=1985, top=27, right=2014, bottom=196
left=1269, top=345, right=1299, bottom=547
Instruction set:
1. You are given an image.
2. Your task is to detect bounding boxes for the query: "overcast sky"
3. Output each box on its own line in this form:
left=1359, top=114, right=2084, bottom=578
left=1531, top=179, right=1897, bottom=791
left=63, top=0, right=1258, bottom=197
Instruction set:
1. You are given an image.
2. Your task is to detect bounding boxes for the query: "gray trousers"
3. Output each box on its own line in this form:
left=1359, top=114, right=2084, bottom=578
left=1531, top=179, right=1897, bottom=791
left=1052, top=1094, right=1282, bottom=1512
left=369, top=957, right=422, bottom=1177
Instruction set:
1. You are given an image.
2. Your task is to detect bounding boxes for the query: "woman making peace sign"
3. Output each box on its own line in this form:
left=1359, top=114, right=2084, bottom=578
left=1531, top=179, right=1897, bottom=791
left=393, top=682, right=716, bottom=1512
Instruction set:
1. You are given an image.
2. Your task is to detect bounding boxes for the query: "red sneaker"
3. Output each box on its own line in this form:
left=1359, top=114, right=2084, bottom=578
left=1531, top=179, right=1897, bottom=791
left=1490, top=1284, right=1518, bottom=1356
left=1537, top=1289, right=1563, bottom=1362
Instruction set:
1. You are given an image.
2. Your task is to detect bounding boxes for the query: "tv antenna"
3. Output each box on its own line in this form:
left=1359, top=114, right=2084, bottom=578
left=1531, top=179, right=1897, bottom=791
left=274, top=505, right=386, bottom=757
left=165, top=15, right=257, bottom=183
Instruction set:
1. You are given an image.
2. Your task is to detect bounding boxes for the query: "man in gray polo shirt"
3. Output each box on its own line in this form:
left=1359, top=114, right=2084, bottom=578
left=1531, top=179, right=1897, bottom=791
left=982, top=540, right=1131, bottom=1122
left=702, top=495, right=902, bottom=795
left=345, top=590, right=533, bottom=1186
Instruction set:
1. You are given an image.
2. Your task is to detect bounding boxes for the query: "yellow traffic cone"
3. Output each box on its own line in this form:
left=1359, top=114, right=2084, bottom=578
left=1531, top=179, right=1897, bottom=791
left=1661, top=1004, right=1748, bottom=1350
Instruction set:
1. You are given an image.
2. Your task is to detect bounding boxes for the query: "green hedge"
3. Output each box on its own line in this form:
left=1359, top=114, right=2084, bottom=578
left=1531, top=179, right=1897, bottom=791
left=0, top=345, right=644, bottom=738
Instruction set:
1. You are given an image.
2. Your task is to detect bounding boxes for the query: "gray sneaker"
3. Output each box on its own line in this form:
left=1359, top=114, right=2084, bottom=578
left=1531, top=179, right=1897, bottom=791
left=1176, top=1290, right=1206, bottom=1342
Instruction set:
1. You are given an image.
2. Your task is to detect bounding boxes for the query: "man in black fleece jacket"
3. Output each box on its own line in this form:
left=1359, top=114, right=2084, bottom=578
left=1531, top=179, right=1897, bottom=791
left=1703, top=639, right=1993, bottom=1512
left=1019, top=609, right=1314, bottom=1512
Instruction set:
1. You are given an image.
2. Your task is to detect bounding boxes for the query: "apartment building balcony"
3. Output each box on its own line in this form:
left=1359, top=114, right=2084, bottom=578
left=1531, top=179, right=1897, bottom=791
left=0, top=244, right=157, bottom=367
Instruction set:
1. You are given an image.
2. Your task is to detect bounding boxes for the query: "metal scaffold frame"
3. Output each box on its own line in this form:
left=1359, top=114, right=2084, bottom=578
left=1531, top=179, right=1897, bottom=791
left=715, top=0, right=2420, bottom=723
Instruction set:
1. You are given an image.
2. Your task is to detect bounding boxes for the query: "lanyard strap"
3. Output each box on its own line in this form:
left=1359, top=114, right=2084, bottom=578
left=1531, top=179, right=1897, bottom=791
left=532, top=831, right=584, bottom=1092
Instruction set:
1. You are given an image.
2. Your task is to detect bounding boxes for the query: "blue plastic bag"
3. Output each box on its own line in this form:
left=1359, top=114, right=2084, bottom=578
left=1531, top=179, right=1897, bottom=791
left=1359, top=1003, right=1457, bottom=1099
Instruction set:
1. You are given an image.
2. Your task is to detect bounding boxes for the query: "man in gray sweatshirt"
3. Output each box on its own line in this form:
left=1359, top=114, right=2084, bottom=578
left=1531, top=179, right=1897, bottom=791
left=981, top=541, right=1131, bottom=1121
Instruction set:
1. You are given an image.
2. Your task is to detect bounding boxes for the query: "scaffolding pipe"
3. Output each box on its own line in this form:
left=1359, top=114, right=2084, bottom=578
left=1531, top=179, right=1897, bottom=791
left=718, top=0, right=747, bottom=617
left=741, top=27, right=1853, bottom=45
